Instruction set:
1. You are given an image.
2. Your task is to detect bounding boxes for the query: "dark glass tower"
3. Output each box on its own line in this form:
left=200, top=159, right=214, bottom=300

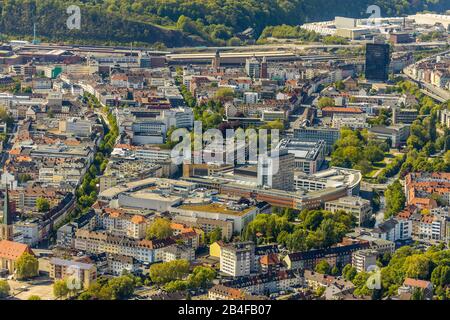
left=365, top=43, right=390, bottom=82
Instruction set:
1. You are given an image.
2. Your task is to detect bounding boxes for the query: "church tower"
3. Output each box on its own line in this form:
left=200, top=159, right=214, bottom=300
left=212, top=50, right=221, bottom=70
left=1, top=184, right=13, bottom=241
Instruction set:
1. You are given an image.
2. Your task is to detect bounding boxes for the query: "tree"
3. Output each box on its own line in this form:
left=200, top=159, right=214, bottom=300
left=16, top=252, right=39, bottom=280
left=36, top=197, right=50, bottom=212
left=404, top=255, right=430, bottom=280
left=79, top=275, right=136, bottom=300
left=352, top=272, right=373, bottom=297
left=107, top=275, right=135, bottom=300
left=146, top=218, right=173, bottom=240
left=0, top=106, right=13, bottom=127
left=331, top=266, right=340, bottom=276
left=364, top=145, right=385, bottom=164
left=431, top=265, right=450, bottom=288
left=149, top=260, right=190, bottom=284
left=315, top=260, right=331, bottom=275
left=411, top=287, right=425, bottom=300
left=78, top=292, right=94, bottom=300
left=27, top=295, right=41, bottom=300
left=187, top=266, right=216, bottom=289
left=215, top=87, right=234, bottom=101
left=0, top=280, right=10, bottom=298
left=53, top=280, right=69, bottom=299
left=165, top=280, right=188, bottom=292
left=206, top=228, right=222, bottom=244
left=318, top=97, right=335, bottom=108
left=385, top=180, right=406, bottom=218
left=342, top=264, right=357, bottom=281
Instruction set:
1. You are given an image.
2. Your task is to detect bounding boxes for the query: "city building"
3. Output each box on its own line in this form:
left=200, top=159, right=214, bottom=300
left=284, top=242, right=370, bottom=270
left=279, top=139, right=325, bottom=174
left=398, top=278, right=434, bottom=300
left=352, top=249, right=378, bottom=272
left=0, top=185, right=13, bottom=241
left=257, top=148, right=295, bottom=191
left=392, top=107, right=419, bottom=125
left=107, top=254, right=137, bottom=276
left=0, top=240, right=34, bottom=274
left=245, top=56, right=261, bottom=79
left=220, top=241, right=255, bottom=277
left=171, top=202, right=258, bottom=235
left=161, top=244, right=195, bottom=263
left=365, top=43, right=390, bottom=82
left=405, top=172, right=450, bottom=209
left=371, top=218, right=412, bottom=242
left=368, top=124, right=410, bottom=148
left=49, top=257, right=97, bottom=289
left=325, top=196, right=372, bottom=227
left=293, top=127, right=341, bottom=154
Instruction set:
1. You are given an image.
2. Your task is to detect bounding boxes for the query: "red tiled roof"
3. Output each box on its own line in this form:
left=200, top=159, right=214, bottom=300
left=0, top=240, right=34, bottom=261
left=403, top=278, right=432, bottom=289
left=322, top=107, right=363, bottom=113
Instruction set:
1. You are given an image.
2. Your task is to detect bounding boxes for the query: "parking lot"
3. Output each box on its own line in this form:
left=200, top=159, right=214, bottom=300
left=6, top=277, right=55, bottom=300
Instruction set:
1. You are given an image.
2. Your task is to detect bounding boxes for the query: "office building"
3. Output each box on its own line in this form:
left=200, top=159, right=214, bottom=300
left=368, top=124, right=410, bottom=148
left=392, top=107, right=419, bottom=125
left=325, top=196, right=372, bottom=227
left=365, top=43, right=390, bottom=82
left=245, top=56, right=261, bottom=79
left=257, top=148, right=295, bottom=191
left=293, top=127, right=341, bottom=154
left=279, top=139, right=325, bottom=174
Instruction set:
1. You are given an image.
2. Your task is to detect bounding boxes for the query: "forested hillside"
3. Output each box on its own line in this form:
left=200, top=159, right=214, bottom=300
left=0, top=0, right=448, bottom=47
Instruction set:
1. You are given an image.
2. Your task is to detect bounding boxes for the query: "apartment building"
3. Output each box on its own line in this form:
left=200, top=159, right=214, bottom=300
left=222, top=270, right=302, bottom=296
left=284, top=242, right=370, bottom=270
left=171, top=202, right=258, bottom=235
left=107, top=254, right=137, bottom=276
left=220, top=241, right=256, bottom=277
left=208, top=285, right=247, bottom=300
left=172, top=215, right=233, bottom=241
left=371, top=217, right=412, bottom=242
left=49, top=257, right=97, bottom=289
left=352, top=249, right=378, bottom=272
left=161, top=244, right=195, bottom=263
left=96, top=210, right=148, bottom=240
left=74, top=229, right=175, bottom=263
left=405, top=172, right=450, bottom=209
left=325, top=196, right=372, bottom=227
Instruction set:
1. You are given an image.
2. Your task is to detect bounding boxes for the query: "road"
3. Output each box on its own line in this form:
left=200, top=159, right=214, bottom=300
left=402, top=48, right=450, bottom=103
left=0, top=123, right=17, bottom=168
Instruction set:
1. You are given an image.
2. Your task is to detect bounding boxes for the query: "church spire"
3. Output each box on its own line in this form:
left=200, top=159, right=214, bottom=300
left=2, top=183, right=11, bottom=226
left=1, top=182, right=13, bottom=241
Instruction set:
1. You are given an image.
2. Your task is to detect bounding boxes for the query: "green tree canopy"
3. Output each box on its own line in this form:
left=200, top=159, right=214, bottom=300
left=146, top=218, right=173, bottom=240
left=16, top=252, right=39, bottom=280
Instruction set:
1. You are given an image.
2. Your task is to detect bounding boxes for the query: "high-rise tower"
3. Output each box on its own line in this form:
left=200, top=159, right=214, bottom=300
left=0, top=184, right=13, bottom=241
